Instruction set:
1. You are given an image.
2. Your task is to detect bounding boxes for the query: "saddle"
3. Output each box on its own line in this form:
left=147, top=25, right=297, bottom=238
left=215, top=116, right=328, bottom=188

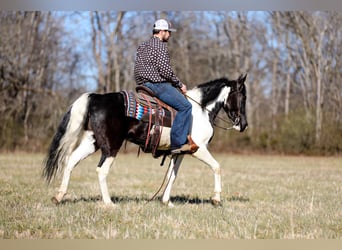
left=122, top=86, right=176, bottom=158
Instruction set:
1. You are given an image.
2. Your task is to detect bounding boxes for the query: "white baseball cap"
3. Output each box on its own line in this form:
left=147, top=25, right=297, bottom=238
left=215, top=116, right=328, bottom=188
left=153, top=19, right=176, bottom=32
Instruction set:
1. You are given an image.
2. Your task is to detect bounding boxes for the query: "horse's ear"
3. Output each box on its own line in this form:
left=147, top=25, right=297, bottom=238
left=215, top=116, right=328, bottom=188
left=238, top=74, right=247, bottom=83
left=237, top=74, right=247, bottom=92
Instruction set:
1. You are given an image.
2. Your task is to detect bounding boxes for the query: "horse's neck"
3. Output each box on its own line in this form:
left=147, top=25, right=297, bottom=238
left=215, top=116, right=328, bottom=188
left=186, top=89, right=202, bottom=107
left=187, top=87, right=227, bottom=123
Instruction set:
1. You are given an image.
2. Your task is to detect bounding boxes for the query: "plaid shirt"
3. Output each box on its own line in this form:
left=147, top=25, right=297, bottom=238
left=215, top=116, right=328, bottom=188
left=134, top=36, right=182, bottom=88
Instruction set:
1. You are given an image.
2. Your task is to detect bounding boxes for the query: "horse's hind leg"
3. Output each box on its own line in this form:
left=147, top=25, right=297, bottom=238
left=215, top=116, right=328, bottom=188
left=53, top=131, right=96, bottom=204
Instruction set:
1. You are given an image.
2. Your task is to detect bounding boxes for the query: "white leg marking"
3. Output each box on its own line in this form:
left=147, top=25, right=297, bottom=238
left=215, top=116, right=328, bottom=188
left=162, top=155, right=184, bottom=206
left=192, top=146, right=222, bottom=203
left=55, top=131, right=96, bottom=203
left=97, top=156, right=115, bottom=205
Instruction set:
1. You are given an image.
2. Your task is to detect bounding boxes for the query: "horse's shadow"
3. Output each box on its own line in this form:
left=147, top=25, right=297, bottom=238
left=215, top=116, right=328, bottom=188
left=58, top=193, right=249, bottom=206
left=170, top=195, right=213, bottom=205
left=59, top=195, right=142, bottom=205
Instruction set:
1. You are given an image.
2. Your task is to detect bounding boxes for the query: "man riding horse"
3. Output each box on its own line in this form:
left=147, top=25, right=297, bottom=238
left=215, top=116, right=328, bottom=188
left=43, top=18, right=248, bottom=208
left=134, top=18, right=198, bottom=155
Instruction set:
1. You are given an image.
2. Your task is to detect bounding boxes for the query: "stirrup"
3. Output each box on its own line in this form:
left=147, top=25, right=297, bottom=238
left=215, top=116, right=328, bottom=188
left=171, top=136, right=199, bottom=155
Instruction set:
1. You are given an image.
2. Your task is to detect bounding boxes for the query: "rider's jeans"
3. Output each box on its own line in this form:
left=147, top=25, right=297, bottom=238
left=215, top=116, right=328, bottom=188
left=143, top=82, right=192, bottom=149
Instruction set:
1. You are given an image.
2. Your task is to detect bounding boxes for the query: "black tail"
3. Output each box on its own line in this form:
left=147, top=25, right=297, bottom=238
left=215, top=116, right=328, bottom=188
left=42, top=93, right=91, bottom=183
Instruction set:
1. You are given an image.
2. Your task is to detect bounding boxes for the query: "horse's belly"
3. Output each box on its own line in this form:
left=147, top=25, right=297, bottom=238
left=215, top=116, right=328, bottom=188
left=151, top=126, right=171, bottom=150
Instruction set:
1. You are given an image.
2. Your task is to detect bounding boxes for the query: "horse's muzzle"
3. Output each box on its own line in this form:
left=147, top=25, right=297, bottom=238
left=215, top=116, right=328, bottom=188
left=239, top=116, right=248, bottom=132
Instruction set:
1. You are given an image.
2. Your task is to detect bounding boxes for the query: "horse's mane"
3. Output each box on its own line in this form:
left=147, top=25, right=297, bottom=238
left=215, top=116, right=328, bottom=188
left=196, top=78, right=234, bottom=108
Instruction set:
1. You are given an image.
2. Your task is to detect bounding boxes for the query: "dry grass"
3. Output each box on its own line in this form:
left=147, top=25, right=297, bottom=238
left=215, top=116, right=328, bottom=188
left=0, top=152, right=341, bottom=239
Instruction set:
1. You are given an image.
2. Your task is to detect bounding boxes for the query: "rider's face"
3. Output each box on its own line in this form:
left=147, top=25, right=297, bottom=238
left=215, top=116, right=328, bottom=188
left=161, top=30, right=171, bottom=42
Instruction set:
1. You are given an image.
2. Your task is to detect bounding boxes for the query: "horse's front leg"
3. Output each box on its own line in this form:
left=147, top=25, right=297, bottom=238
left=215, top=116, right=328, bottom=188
left=97, top=156, right=115, bottom=206
left=192, top=147, right=222, bottom=206
left=161, top=155, right=184, bottom=207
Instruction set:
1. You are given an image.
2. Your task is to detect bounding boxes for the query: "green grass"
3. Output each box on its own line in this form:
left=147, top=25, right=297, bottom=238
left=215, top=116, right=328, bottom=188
left=0, top=152, right=341, bottom=239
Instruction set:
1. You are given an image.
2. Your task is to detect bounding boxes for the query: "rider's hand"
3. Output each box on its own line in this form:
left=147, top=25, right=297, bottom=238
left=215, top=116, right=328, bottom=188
left=180, top=83, right=187, bottom=94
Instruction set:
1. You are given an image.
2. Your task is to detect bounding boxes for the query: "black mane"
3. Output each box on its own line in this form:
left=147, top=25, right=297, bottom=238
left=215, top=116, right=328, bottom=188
left=196, top=78, right=234, bottom=108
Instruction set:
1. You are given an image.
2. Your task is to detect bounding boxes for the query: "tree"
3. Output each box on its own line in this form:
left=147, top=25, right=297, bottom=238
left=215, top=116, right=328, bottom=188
left=1, top=11, right=341, bottom=154
left=279, top=12, right=336, bottom=146
left=90, top=11, right=126, bottom=93
left=0, top=11, right=85, bottom=150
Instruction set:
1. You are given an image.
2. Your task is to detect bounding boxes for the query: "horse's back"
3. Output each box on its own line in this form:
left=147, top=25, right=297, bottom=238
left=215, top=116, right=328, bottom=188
left=87, top=91, right=134, bottom=155
left=88, top=92, right=126, bottom=116
left=87, top=91, right=129, bottom=133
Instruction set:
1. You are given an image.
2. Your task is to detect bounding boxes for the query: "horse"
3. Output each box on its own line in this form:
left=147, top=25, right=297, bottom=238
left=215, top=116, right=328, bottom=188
left=43, top=74, right=248, bottom=207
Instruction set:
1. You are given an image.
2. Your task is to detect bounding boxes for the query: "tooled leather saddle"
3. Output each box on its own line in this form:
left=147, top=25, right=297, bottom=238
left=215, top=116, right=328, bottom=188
left=121, top=86, right=176, bottom=158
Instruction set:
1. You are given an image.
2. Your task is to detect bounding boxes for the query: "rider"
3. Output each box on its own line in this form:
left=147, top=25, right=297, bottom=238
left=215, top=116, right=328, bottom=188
left=134, top=18, right=198, bottom=154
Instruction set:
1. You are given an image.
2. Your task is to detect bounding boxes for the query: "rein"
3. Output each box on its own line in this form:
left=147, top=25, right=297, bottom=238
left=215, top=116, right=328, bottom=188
left=185, top=94, right=238, bottom=130
left=146, top=154, right=178, bottom=205
left=214, top=116, right=240, bottom=130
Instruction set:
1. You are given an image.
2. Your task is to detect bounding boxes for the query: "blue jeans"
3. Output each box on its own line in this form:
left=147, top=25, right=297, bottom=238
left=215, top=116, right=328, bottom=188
left=143, top=82, right=192, bottom=149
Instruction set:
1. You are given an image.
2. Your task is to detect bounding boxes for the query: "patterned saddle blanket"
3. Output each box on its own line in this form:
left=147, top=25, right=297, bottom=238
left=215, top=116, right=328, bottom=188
left=121, top=88, right=176, bottom=158
left=121, top=90, right=174, bottom=127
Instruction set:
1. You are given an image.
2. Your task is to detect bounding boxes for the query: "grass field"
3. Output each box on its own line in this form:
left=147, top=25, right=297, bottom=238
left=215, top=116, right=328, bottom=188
left=0, top=152, right=341, bottom=239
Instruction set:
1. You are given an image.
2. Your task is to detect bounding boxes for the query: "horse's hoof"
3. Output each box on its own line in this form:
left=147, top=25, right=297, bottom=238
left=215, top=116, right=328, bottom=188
left=51, top=197, right=60, bottom=205
left=162, top=201, right=175, bottom=208
left=97, top=201, right=117, bottom=209
left=211, top=198, right=222, bottom=207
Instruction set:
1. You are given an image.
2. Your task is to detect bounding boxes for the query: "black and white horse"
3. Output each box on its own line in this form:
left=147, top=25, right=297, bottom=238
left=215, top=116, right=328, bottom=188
left=43, top=74, right=248, bottom=207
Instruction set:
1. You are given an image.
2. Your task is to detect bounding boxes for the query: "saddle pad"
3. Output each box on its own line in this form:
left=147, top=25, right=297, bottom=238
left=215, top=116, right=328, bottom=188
left=121, top=91, right=165, bottom=120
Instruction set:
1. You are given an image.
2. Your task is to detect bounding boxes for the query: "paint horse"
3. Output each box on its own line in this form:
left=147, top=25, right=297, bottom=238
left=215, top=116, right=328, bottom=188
left=43, top=74, right=248, bottom=207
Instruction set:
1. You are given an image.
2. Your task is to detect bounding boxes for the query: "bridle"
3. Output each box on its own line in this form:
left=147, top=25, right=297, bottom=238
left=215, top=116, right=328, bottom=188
left=214, top=88, right=242, bottom=130
left=185, top=88, right=242, bottom=131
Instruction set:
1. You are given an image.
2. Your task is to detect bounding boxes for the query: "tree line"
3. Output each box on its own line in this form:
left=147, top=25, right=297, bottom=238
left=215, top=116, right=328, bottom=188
left=0, top=11, right=341, bottom=154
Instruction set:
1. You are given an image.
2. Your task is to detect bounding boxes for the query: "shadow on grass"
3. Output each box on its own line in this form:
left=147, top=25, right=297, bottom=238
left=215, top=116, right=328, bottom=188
left=169, top=195, right=213, bottom=205
left=58, top=193, right=249, bottom=206
left=59, top=195, right=142, bottom=205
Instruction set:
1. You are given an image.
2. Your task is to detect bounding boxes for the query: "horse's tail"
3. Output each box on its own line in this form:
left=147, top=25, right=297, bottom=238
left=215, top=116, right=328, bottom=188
left=43, top=93, right=91, bottom=184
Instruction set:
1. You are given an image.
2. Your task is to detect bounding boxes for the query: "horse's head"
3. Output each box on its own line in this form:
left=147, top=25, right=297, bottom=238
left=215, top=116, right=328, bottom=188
left=223, top=74, right=248, bottom=132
